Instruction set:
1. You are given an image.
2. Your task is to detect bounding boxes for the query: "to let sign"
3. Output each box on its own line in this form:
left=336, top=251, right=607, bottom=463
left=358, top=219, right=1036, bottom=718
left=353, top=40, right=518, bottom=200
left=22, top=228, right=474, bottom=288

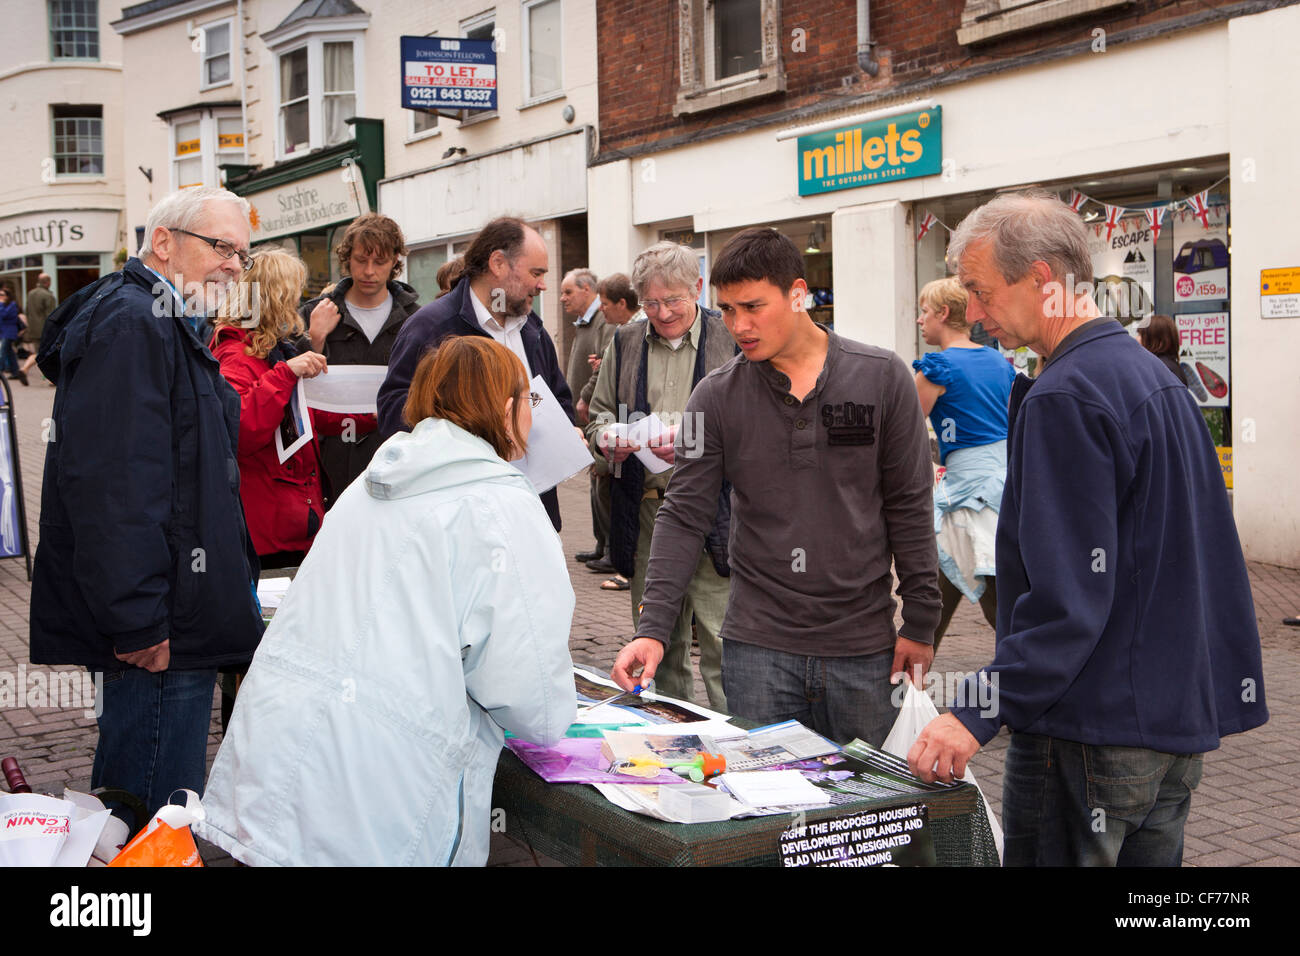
left=400, top=36, right=497, bottom=112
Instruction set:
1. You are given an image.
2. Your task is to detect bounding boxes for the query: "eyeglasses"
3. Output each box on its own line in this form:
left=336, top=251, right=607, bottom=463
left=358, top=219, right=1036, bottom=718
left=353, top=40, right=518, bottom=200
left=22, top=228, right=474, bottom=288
left=641, top=294, right=692, bottom=314
left=171, top=228, right=254, bottom=270
left=528, top=392, right=543, bottom=408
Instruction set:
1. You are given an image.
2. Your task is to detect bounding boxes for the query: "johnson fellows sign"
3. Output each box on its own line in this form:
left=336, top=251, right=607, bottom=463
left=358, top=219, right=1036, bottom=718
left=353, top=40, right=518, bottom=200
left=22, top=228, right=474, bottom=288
left=797, top=107, right=942, bottom=197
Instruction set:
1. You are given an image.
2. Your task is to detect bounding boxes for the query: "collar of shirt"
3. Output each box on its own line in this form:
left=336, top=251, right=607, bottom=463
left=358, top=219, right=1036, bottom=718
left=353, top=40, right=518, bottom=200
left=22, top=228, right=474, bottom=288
left=470, top=285, right=528, bottom=337
left=1042, top=316, right=1120, bottom=367
left=643, top=306, right=703, bottom=350
left=573, top=297, right=600, bottom=326
left=146, top=266, right=205, bottom=334
left=749, top=322, right=837, bottom=402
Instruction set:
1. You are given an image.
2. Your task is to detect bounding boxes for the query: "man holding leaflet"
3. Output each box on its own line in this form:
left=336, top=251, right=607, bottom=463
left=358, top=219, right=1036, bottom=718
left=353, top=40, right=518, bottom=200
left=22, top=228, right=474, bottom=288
left=610, top=228, right=939, bottom=745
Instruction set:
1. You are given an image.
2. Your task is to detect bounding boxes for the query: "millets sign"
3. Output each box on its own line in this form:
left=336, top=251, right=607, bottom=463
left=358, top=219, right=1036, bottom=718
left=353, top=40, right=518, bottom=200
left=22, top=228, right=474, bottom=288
left=797, top=108, right=942, bottom=196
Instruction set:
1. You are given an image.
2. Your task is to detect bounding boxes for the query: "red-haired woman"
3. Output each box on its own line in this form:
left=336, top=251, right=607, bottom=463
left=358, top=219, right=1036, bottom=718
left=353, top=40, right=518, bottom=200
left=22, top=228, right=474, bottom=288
left=198, top=336, right=576, bottom=866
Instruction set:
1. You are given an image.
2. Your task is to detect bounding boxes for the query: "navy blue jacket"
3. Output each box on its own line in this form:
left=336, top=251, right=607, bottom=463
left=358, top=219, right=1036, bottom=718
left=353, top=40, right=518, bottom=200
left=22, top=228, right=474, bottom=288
left=30, top=259, right=263, bottom=670
left=0, top=301, right=20, bottom=339
left=377, top=276, right=574, bottom=530
left=951, top=320, right=1267, bottom=753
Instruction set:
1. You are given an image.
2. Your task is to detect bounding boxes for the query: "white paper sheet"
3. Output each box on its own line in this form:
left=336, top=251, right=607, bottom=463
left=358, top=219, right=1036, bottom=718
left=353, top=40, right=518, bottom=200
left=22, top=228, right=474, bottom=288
left=516, top=376, right=595, bottom=493
left=274, top=377, right=313, bottom=464
left=605, top=413, right=673, bottom=474
left=301, top=364, right=386, bottom=415
left=256, top=575, right=293, bottom=610
left=718, top=770, right=831, bottom=809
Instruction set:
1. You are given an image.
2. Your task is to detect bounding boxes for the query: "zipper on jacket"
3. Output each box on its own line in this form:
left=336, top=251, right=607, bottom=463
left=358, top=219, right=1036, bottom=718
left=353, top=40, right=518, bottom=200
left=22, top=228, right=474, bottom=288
left=446, top=773, right=466, bottom=866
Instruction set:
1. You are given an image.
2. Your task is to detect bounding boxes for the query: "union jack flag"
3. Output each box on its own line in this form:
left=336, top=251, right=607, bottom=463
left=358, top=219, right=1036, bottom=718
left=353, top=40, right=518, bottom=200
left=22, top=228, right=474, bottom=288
left=1187, top=190, right=1212, bottom=228
left=1144, top=206, right=1168, bottom=243
left=916, top=211, right=938, bottom=241
left=1103, top=204, right=1124, bottom=242
left=1066, top=190, right=1088, bottom=212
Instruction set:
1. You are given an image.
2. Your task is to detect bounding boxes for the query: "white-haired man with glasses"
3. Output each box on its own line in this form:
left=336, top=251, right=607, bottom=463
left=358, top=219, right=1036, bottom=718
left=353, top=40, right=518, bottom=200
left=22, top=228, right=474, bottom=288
left=31, top=186, right=265, bottom=817
left=585, top=242, right=737, bottom=709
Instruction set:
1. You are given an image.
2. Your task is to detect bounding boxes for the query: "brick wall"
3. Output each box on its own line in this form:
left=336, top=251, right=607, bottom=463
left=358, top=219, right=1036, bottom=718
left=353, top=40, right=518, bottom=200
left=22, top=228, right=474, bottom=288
left=596, top=0, right=1245, bottom=157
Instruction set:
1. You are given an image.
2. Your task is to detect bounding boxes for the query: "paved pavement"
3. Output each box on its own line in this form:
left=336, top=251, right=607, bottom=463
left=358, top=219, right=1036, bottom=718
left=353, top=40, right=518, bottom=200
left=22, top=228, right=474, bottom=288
left=1, top=374, right=1296, bottom=866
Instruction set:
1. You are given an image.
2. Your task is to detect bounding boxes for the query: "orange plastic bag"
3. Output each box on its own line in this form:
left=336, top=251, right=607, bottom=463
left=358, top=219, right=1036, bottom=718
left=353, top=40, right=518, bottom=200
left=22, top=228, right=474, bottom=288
left=109, top=790, right=205, bottom=867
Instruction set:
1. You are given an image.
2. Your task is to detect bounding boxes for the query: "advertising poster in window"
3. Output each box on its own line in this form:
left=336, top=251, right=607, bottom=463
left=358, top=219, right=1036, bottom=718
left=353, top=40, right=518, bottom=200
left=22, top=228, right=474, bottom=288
left=1175, top=312, right=1230, bottom=408
left=1172, top=202, right=1229, bottom=303
left=400, top=36, right=497, bottom=111
left=1087, top=218, right=1154, bottom=326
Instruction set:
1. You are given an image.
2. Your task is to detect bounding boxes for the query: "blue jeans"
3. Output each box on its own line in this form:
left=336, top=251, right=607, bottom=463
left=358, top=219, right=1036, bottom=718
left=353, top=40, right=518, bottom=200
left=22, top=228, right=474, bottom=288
left=1001, top=732, right=1204, bottom=866
left=0, top=339, right=16, bottom=375
left=721, top=640, right=896, bottom=746
left=91, top=667, right=218, bottom=818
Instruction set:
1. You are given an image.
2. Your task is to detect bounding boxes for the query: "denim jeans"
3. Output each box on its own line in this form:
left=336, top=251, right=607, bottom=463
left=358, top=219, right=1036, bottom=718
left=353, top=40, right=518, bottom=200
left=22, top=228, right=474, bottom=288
left=91, top=667, right=219, bottom=818
left=721, top=640, right=896, bottom=746
left=1001, top=732, right=1204, bottom=866
left=0, top=339, right=17, bottom=375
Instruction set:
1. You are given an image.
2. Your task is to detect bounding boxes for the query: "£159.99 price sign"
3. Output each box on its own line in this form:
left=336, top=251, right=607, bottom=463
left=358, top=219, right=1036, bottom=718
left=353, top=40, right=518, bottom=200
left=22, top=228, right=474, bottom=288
left=401, top=36, right=497, bottom=112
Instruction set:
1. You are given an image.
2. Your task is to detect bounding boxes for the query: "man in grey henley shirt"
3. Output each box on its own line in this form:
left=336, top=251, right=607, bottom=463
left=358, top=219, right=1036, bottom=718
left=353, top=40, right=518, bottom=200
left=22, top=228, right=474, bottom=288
left=611, top=228, right=940, bottom=745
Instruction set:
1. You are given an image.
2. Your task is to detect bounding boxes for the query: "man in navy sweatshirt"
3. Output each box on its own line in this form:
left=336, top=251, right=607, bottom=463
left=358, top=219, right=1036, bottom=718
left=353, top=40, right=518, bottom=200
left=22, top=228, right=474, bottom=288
left=908, top=192, right=1268, bottom=866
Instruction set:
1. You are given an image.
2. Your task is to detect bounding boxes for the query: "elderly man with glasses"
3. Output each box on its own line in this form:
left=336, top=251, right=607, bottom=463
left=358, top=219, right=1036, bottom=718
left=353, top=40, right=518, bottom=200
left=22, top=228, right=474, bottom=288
left=585, top=242, right=737, bottom=709
left=31, top=187, right=265, bottom=817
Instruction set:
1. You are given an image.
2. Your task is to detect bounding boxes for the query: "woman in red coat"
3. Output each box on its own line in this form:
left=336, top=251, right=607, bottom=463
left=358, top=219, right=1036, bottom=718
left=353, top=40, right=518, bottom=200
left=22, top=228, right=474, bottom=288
left=211, top=249, right=375, bottom=568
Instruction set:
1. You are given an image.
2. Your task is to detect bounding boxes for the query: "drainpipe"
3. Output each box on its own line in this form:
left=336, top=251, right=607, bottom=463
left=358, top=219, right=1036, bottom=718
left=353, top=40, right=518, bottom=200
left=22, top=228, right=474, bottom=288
left=857, top=0, right=879, bottom=76
left=236, top=0, right=247, bottom=179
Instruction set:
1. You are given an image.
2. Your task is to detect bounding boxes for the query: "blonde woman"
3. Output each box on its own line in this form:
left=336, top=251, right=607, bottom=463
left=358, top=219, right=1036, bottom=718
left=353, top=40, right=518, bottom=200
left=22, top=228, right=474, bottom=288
left=913, top=276, right=1017, bottom=652
left=211, top=249, right=371, bottom=566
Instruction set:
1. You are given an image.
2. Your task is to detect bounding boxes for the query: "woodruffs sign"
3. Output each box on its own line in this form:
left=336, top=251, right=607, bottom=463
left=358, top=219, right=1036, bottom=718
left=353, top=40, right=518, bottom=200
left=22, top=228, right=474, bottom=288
left=797, top=107, right=942, bottom=196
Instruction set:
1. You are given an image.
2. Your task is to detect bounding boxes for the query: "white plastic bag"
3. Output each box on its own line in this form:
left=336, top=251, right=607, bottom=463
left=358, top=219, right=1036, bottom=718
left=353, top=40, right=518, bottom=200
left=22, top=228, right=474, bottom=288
left=883, top=682, right=1004, bottom=862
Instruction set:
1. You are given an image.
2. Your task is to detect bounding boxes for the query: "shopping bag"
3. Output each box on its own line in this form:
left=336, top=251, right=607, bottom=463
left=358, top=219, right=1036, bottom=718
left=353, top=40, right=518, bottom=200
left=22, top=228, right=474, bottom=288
left=883, top=682, right=1004, bottom=862
left=108, top=789, right=205, bottom=867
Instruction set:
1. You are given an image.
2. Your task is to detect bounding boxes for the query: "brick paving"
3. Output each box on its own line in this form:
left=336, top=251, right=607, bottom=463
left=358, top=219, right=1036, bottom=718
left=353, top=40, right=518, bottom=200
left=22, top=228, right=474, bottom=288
left=1, top=375, right=1296, bottom=866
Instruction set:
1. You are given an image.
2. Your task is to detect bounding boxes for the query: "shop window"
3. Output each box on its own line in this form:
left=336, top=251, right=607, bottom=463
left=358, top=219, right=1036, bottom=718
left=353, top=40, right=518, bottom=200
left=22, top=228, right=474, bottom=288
left=675, top=0, right=784, bottom=117
left=446, top=13, right=499, bottom=126
left=407, top=246, right=448, bottom=303
left=523, top=0, right=562, bottom=103
left=168, top=110, right=246, bottom=190
left=200, top=19, right=232, bottom=89
left=56, top=254, right=101, bottom=301
left=51, top=104, right=103, bottom=176
left=275, top=39, right=362, bottom=159
left=956, top=0, right=1132, bottom=46
left=49, top=0, right=98, bottom=60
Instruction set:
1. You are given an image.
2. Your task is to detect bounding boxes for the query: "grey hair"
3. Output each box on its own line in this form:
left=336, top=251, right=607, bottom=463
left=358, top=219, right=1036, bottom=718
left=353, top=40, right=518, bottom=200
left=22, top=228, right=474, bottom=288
left=563, top=268, right=598, bottom=291
left=631, top=241, right=699, bottom=298
left=947, top=191, right=1093, bottom=287
left=138, top=186, right=251, bottom=258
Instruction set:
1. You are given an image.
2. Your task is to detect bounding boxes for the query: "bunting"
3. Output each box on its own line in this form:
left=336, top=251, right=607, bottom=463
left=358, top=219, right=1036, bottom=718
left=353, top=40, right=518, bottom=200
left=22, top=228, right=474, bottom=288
left=1103, top=204, right=1123, bottom=241
left=1144, top=206, right=1168, bottom=243
left=916, top=211, right=938, bottom=241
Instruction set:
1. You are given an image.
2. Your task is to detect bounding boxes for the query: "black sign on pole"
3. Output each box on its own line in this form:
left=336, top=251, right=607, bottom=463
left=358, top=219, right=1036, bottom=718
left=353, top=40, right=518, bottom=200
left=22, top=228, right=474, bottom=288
left=0, top=376, right=33, bottom=580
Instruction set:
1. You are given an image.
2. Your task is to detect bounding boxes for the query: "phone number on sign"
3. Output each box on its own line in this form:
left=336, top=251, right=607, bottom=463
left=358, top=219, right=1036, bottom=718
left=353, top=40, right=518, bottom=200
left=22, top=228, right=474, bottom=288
left=408, top=87, right=494, bottom=102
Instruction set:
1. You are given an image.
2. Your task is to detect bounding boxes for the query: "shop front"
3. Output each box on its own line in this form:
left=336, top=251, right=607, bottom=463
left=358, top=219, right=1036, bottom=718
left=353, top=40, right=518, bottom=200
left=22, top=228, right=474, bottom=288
left=0, top=209, right=121, bottom=304
left=591, top=9, right=1298, bottom=564
left=377, top=127, right=591, bottom=352
left=225, top=118, right=383, bottom=296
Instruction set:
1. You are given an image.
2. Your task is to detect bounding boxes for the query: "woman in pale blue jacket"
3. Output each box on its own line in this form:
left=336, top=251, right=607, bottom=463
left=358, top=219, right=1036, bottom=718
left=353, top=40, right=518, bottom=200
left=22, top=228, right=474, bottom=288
left=197, top=337, right=576, bottom=865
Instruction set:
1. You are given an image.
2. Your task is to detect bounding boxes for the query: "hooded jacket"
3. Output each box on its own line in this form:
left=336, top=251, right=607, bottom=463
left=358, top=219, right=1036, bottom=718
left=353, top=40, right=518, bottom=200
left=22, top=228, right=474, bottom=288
left=195, top=417, right=577, bottom=866
left=30, top=259, right=263, bottom=670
